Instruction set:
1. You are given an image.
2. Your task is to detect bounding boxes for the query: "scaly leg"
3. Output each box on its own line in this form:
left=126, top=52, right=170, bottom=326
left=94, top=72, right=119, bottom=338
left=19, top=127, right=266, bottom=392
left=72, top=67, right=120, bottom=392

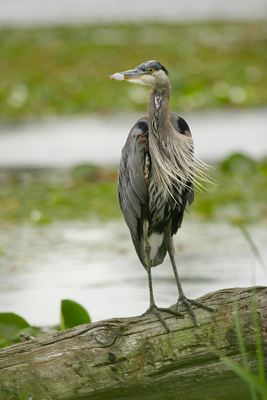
left=164, top=221, right=213, bottom=327
left=142, top=220, right=182, bottom=333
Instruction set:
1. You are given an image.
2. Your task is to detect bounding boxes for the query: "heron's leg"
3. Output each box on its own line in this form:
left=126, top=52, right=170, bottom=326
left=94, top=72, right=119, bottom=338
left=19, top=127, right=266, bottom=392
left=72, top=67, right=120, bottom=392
left=142, top=221, right=181, bottom=333
left=164, top=221, right=213, bottom=327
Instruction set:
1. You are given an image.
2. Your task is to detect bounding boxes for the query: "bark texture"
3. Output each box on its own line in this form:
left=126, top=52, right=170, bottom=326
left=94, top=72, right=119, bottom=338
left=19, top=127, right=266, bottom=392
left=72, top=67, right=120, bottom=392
left=0, top=286, right=266, bottom=400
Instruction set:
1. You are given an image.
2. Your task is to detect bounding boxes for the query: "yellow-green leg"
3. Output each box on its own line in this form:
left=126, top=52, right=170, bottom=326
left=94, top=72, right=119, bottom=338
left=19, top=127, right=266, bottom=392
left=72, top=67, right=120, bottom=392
left=142, top=220, right=182, bottom=333
left=164, top=221, right=213, bottom=327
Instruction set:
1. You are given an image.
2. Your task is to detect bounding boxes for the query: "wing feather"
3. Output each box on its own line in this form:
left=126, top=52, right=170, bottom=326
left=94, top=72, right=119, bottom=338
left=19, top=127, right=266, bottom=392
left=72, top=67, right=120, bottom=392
left=118, top=117, right=149, bottom=240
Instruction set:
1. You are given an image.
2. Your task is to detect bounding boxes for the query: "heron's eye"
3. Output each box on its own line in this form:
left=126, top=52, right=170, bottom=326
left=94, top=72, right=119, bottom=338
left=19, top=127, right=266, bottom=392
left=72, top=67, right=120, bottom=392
left=149, top=68, right=154, bottom=74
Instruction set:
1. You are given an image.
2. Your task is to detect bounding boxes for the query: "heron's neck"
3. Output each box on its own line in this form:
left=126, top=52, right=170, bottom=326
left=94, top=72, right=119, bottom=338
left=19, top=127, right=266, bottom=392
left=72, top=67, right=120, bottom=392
left=148, top=86, right=172, bottom=139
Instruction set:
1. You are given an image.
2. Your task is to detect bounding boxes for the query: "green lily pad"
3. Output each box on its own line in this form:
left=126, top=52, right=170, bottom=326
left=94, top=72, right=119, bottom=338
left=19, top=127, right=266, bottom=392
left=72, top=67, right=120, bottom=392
left=0, top=313, right=31, bottom=342
left=61, top=300, right=91, bottom=330
left=0, top=335, right=8, bottom=348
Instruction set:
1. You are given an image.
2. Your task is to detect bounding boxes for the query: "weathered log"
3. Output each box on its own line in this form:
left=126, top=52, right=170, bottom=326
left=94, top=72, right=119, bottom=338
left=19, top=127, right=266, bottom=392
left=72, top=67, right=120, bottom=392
left=0, top=286, right=266, bottom=400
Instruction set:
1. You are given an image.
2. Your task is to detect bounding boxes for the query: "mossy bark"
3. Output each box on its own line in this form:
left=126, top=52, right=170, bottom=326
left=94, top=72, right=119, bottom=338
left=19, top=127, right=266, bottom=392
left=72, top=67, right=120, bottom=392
left=0, top=287, right=266, bottom=400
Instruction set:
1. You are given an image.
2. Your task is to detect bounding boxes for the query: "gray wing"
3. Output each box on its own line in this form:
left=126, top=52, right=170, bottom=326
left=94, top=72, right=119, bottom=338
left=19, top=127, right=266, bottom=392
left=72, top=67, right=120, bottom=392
left=118, top=117, right=149, bottom=241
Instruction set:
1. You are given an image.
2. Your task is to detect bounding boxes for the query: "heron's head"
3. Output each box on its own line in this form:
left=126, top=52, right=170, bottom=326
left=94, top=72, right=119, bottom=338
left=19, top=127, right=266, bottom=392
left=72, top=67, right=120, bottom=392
left=106, top=60, right=169, bottom=90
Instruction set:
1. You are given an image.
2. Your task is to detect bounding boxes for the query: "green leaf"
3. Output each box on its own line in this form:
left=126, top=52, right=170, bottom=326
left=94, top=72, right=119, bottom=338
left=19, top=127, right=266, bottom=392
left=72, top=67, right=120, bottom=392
left=0, top=313, right=30, bottom=342
left=0, top=335, right=8, bottom=348
left=61, top=300, right=91, bottom=330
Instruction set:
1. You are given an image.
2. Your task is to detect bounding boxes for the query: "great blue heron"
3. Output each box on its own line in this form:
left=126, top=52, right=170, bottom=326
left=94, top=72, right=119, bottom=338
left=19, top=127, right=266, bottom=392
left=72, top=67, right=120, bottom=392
left=107, top=60, right=213, bottom=332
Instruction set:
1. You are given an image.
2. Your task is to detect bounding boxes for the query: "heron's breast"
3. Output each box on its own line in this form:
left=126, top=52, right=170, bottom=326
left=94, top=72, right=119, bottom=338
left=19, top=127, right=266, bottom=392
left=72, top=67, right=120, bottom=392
left=147, top=179, right=179, bottom=228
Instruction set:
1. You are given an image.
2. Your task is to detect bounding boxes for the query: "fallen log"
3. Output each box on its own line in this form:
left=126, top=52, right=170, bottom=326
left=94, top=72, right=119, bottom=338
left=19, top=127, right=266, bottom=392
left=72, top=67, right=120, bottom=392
left=0, top=286, right=266, bottom=400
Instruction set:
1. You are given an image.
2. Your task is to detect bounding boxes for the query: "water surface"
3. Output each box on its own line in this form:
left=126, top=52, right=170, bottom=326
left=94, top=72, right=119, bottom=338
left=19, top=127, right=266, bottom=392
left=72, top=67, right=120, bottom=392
left=0, top=219, right=266, bottom=327
left=0, top=0, right=266, bottom=27
left=0, top=109, right=266, bottom=168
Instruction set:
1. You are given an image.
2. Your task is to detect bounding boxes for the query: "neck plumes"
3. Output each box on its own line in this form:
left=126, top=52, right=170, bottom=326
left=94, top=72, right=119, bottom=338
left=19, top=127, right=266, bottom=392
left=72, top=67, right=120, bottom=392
left=148, top=83, right=212, bottom=196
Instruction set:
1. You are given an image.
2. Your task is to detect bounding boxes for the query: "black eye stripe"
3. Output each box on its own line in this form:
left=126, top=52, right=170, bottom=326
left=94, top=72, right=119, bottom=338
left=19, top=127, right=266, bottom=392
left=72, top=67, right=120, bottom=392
left=137, top=61, right=169, bottom=75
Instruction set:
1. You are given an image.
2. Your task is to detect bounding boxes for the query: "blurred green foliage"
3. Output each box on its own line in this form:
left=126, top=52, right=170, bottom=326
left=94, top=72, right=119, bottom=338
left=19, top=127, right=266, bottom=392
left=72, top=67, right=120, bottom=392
left=0, top=154, right=266, bottom=225
left=0, top=312, right=36, bottom=348
left=0, top=21, right=266, bottom=121
left=0, top=300, right=91, bottom=348
left=0, top=165, right=119, bottom=223
left=194, top=154, right=267, bottom=223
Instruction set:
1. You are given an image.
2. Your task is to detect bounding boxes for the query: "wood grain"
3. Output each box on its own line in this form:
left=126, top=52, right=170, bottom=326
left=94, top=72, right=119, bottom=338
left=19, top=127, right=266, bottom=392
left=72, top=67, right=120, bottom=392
left=0, top=287, right=266, bottom=400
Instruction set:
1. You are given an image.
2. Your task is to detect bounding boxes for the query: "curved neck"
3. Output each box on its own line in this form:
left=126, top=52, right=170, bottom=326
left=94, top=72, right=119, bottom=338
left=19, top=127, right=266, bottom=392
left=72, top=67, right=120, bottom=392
left=151, top=83, right=171, bottom=100
left=148, top=83, right=172, bottom=139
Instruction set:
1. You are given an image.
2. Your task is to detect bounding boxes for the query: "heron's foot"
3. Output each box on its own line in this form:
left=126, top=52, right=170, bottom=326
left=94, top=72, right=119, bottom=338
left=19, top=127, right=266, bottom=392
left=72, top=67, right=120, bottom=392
left=177, top=295, right=214, bottom=327
left=142, top=305, right=182, bottom=333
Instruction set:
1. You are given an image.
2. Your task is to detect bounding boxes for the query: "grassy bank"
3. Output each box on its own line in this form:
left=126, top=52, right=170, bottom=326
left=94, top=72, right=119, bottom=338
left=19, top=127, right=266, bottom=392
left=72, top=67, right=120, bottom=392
left=0, top=154, right=266, bottom=226
left=0, top=21, right=266, bottom=122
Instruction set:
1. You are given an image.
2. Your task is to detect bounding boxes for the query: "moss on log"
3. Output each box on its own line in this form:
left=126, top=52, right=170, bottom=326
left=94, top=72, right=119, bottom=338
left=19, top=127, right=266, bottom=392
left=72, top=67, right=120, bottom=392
left=0, top=287, right=266, bottom=400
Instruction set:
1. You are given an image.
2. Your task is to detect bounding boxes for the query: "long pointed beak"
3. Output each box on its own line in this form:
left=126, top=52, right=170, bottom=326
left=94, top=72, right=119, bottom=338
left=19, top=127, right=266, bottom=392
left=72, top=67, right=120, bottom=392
left=106, top=67, right=144, bottom=81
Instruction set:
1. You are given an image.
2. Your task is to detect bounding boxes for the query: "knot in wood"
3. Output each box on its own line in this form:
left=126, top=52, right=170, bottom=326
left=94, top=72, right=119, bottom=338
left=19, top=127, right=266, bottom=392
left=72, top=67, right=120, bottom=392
left=108, top=352, right=117, bottom=363
left=20, top=332, right=35, bottom=342
left=94, top=328, right=118, bottom=347
left=225, top=327, right=238, bottom=348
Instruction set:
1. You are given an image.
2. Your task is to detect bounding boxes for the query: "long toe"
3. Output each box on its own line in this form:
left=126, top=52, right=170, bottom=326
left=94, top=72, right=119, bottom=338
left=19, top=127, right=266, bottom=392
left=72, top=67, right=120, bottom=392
left=177, top=296, right=213, bottom=327
left=157, top=307, right=183, bottom=318
left=142, top=306, right=181, bottom=333
left=188, top=299, right=214, bottom=313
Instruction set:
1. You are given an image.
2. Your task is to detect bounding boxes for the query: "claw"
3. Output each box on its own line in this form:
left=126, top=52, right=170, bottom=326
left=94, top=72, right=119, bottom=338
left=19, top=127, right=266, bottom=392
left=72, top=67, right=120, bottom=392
left=177, top=296, right=213, bottom=327
left=142, top=306, right=182, bottom=333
